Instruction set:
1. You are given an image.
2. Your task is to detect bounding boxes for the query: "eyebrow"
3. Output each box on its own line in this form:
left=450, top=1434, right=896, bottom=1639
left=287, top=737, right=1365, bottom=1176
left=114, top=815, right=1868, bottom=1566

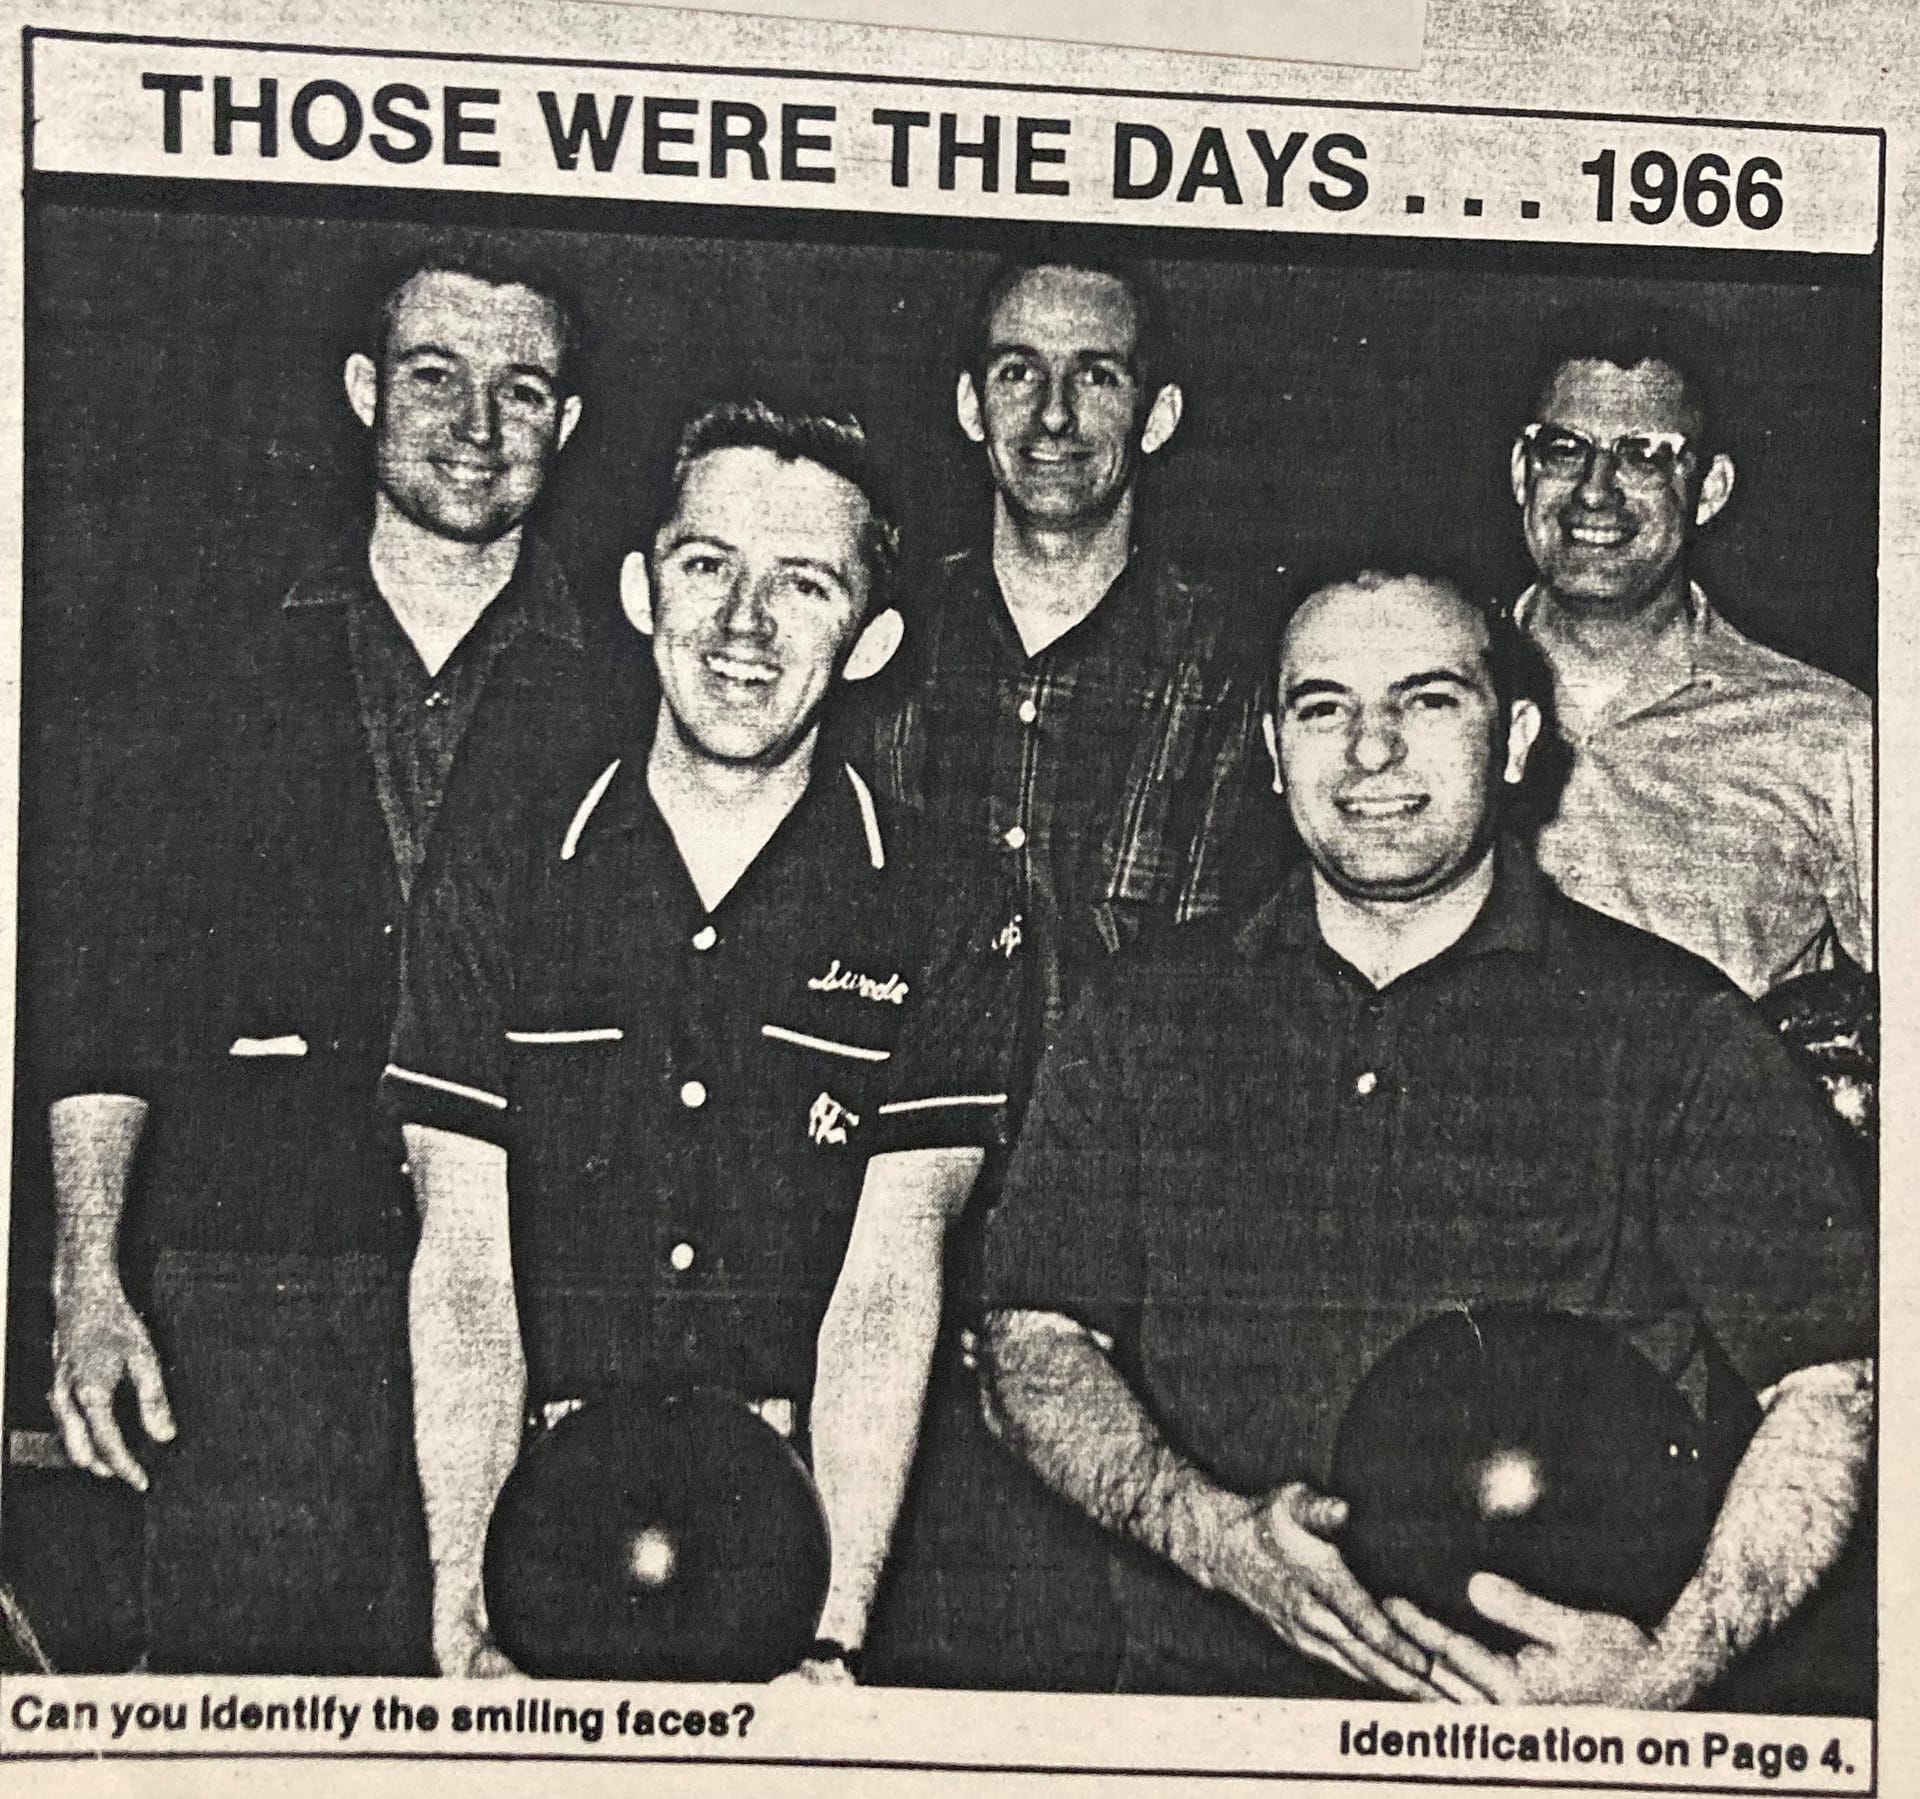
left=1281, top=676, right=1351, bottom=707
left=659, top=533, right=850, bottom=583
left=1389, top=667, right=1481, bottom=696
left=986, top=340, right=1138, bottom=372
left=393, top=343, right=559, bottom=383
left=1281, top=668, right=1483, bottom=706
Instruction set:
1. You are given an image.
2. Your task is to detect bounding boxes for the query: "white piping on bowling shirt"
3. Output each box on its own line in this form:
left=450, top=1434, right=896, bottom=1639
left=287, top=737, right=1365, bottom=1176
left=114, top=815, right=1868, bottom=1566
left=382, top=1064, right=509, bottom=1111
left=843, top=763, right=885, bottom=871
left=560, top=759, right=623, bottom=861
left=876, top=1093, right=1009, bottom=1115
left=760, top=1023, right=892, bottom=1062
left=504, top=1027, right=626, bottom=1045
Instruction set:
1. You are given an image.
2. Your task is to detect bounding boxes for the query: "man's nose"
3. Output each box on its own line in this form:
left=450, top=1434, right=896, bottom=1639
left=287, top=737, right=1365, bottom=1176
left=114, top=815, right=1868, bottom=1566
left=1574, top=440, right=1625, bottom=505
left=718, top=571, right=776, bottom=638
left=1038, top=372, right=1075, bottom=435
left=452, top=380, right=501, bottom=447
left=1347, top=708, right=1405, bottom=773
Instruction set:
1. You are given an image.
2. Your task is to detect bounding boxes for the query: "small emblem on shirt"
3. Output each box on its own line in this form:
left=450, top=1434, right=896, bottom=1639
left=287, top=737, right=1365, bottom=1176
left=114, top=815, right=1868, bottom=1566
left=806, top=958, right=909, bottom=1004
left=993, top=914, right=1025, bottom=960
left=808, top=1091, right=860, bottom=1146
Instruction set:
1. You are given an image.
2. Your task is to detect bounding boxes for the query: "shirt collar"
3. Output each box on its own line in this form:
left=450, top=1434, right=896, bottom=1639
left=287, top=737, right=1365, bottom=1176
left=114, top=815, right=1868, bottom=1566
left=1514, top=579, right=1721, bottom=708
left=952, top=538, right=1169, bottom=663
left=1234, top=835, right=1549, bottom=969
left=282, top=532, right=584, bottom=651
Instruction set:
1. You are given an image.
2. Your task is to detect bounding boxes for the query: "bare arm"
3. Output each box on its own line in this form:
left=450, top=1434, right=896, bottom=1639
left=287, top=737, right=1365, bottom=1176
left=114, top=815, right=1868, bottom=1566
left=1396, top=1358, right=1874, bottom=1706
left=802, top=1147, right=982, bottom=1678
left=48, top=1093, right=174, bottom=1488
left=982, top=1306, right=1438, bottom=1696
left=405, top=1121, right=525, bottom=1677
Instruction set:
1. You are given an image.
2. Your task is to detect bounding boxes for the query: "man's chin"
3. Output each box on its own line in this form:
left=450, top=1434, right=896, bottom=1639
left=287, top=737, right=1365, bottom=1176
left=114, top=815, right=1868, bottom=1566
left=382, top=483, right=536, bottom=547
left=1316, top=843, right=1489, bottom=906
left=1537, top=558, right=1671, bottom=615
left=1002, top=479, right=1127, bottom=532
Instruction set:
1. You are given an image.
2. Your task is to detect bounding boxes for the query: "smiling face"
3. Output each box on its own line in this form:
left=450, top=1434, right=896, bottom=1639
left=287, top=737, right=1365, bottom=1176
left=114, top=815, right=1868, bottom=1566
left=957, top=265, right=1180, bottom=529
left=346, top=269, right=580, bottom=545
left=1512, top=356, right=1731, bottom=618
left=1276, top=577, right=1538, bottom=904
left=645, top=445, right=880, bottom=769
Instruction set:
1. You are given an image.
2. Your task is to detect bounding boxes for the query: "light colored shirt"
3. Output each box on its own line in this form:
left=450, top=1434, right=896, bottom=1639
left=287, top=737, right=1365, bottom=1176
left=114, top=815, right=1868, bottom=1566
left=1517, top=584, right=1873, bottom=999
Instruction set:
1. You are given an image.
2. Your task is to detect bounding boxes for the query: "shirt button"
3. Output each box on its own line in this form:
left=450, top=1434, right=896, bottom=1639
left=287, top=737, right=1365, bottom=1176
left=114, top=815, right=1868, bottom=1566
left=1017, top=698, right=1038, bottom=725
left=1355, top=1070, right=1379, bottom=1098
left=679, top=1080, right=708, bottom=1110
left=669, top=1241, right=695, bottom=1272
left=1004, top=825, right=1028, bottom=850
left=424, top=691, right=444, bottom=709
left=382, top=923, right=395, bottom=937
left=691, top=925, right=718, bottom=951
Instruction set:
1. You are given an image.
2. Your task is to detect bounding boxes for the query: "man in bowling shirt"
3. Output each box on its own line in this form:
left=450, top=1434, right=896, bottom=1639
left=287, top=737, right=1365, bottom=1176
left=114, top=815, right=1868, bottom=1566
left=44, top=252, right=610, bottom=1672
left=387, top=401, right=1019, bottom=1680
left=978, top=568, right=1873, bottom=1705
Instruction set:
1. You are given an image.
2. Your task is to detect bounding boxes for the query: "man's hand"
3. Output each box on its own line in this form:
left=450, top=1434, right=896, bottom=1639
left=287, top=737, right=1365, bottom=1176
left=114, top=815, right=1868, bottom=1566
left=771, top=1656, right=857, bottom=1689
left=432, top=1589, right=518, bottom=1679
left=48, top=1269, right=176, bottom=1491
left=1211, top=1482, right=1442, bottom=1700
left=1386, top=1574, right=1693, bottom=1708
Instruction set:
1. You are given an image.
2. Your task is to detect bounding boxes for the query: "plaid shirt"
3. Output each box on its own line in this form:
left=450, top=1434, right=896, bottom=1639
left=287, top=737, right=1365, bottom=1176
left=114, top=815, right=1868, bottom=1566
left=873, top=545, right=1266, bottom=1022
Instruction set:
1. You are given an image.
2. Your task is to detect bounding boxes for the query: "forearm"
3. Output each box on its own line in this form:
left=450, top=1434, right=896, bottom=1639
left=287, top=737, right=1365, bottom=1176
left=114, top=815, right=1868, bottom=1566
left=981, top=1307, right=1244, bottom=1592
left=50, top=1094, right=149, bottom=1291
left=405, top=1126, right=525, bottom=1646
left=810, top=1149, right=977, bottom=1649
left=1651, top=1359, right=1873, bottom=1703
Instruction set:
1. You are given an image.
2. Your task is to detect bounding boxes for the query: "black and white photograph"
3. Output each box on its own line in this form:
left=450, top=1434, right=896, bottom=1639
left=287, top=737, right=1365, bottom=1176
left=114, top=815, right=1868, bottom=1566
left=0, top=14, right=1894, bottom=1789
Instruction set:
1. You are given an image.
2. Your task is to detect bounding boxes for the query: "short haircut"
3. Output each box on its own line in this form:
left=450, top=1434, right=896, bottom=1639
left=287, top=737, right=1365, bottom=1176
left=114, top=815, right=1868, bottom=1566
left=659, top=400, right=901, bottom=617
left=361, top=247, right=589, bottom=396
left=1522, top=304, right=1726, bottom=459
left=1276, top=563, right=1565, bottom=822
left=961, top=253, right=1172, bottom=396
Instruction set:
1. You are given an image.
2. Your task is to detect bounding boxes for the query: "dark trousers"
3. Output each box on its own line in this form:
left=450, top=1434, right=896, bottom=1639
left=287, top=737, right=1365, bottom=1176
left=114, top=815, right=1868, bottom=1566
left=142, top=1249, right=431, bottom=1674
left=867, top=1346, right=1122, bottom=1690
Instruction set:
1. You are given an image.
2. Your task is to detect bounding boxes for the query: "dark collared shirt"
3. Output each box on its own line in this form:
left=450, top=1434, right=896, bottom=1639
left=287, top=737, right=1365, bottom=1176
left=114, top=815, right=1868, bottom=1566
left=59, top=535, right=606, bottom=1257
left=982, top=845, right=1873, bottom=1691
left=875, top=546, right=1266, bottom=1027
left=288, top=538, right=584, bottom=902
left=384, top=753, right=1022, bottom=1414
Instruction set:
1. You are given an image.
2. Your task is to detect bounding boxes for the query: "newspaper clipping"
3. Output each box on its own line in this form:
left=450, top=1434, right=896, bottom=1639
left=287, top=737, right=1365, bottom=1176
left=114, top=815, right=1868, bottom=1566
left=0, top=0, right=1894, bottom=1790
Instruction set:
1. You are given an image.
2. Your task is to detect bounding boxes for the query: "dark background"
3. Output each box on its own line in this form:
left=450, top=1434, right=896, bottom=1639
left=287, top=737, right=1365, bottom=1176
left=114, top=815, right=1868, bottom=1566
left=5, top=184, right=1880, bottom=1428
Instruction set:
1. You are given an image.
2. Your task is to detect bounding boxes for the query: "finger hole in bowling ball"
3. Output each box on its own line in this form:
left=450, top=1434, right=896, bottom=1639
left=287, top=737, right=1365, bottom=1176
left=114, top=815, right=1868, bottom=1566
left=1331, top=1309, right=1724, bottom=1662
left=484, top=1387, right=830, bottom=1681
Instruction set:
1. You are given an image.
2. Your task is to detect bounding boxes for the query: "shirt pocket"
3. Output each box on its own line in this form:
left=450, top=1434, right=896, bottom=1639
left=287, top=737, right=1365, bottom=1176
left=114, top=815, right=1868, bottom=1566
left=503, top=1024, right=631, bottom=1197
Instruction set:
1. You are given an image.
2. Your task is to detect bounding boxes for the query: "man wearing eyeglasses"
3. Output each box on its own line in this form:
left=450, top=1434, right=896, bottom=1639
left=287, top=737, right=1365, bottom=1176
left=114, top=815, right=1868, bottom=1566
left=1509, top=322, right=1872, bottom=1000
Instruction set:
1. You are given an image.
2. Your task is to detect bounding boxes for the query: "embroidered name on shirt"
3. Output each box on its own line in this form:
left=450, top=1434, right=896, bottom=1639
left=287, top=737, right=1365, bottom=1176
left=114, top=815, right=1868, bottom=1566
left=808, top=1092, right=860, bottom=1146
left=806, top=959, right=909, bottom=1004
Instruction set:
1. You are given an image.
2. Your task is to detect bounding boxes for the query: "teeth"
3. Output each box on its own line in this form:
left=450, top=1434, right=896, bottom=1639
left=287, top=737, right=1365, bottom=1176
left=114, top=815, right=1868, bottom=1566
left=706, top=656, right=777, bottom=684
left=1568, top=525, right=1630, bottom=545
left=1339, top=796, right=1425, bottom=818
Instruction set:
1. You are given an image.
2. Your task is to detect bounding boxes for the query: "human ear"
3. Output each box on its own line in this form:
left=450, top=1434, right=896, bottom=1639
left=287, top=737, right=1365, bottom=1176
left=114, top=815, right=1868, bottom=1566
left=344, top=353, right=379, bottom=430
left=956, top=371, right=986, bottom=444
left=1503, top=698, right=1543, bottom=785
left=619, top=551, right=654, bottom=636
left=1694, top=452, right=1736, bottom=528
left=842, top=607, right=904, bottom=683
left=1140, top=383, right=1184, bottom=456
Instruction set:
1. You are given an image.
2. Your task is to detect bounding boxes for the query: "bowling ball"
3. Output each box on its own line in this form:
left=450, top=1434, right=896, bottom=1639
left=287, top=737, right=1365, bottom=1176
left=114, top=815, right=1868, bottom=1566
left=1330, top=1308, right=1721, bottom=1654
left=484, top=1388, right=831, bottom=1681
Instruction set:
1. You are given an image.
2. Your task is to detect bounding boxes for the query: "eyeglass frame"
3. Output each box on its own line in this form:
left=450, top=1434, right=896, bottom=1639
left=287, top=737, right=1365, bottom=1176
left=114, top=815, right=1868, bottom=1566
left=1516, top=421, right=1698, bottom=490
